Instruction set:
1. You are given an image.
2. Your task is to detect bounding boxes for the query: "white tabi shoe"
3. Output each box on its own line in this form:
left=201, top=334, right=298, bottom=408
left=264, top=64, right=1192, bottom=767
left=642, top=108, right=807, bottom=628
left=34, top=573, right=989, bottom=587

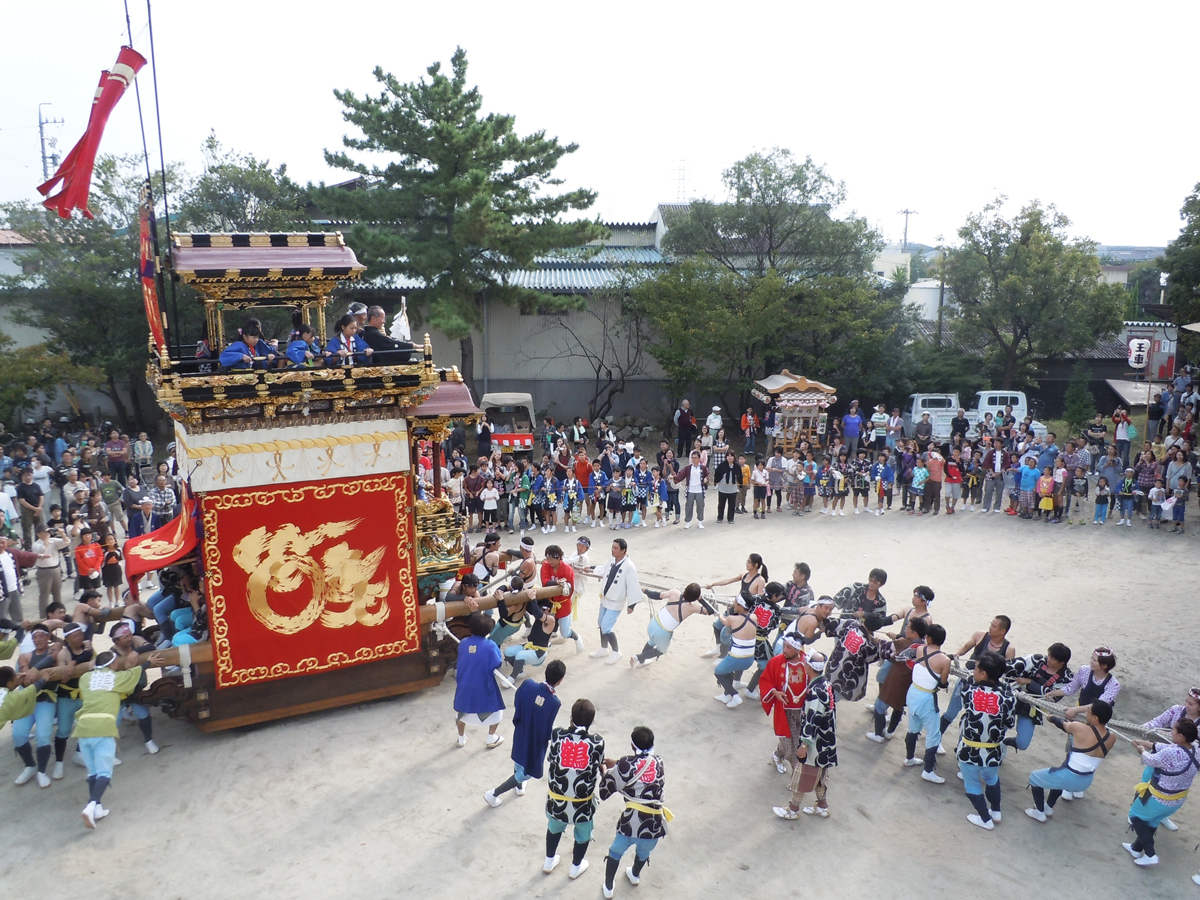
left=625, top=866, right=640, bottom=885
left=603, top=883, right=615, bottom=899
left=1134, top=854, right=1159, bottom=867
left=52, top=761, right=64, bottom=780
left=14, top=766, right=36, bottom=785
left=543, top=855, right=560, bottom=874
left=745, top=687, right=760, bottom=700
left=1122, top=842, right=1142, bottom=860
left=921, top=770, right=945, bottom=784
left=484, top=789, right=502, bottom=808
left=568, top=859, right=589, bottom=879
left=865, top=732, right=885, bottom=743
left=1161, top=816, right=1177, bottom=831
left=81, top=801, right=96, bottom=830
left=93, top=804, right=109, bottom=821
left=1024, top=808, right=1047, bottom=823
left=514, top=781, right=526, bottom=796
left=574, top=635, right=585, bottom=654
left=902, top=757, right=922, bottom=767
left=590, top=648, right=610, bottom=659
left=36, top=771, right=51, bottom=788
left=73, top=751, right=86, bottom=768
left=697, top=521, right=704, bottom=529
left=990, top=809, right=1002, bottom=822
left=145, top=740, right=159, bottom=755
left=605, top=651, right=623, bottom=665
left=967, top=813, right=994, bottom=831
left=725, top=694, right=743, bottom=709
left=936, top=744, right=946, bottom=755
left=715, top=693, right=734, bottom=704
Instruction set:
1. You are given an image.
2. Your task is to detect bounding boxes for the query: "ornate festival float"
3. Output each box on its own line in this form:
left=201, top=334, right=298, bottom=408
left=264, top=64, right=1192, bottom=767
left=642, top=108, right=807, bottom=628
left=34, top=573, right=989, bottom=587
left=133, top=232, right=498, bottom=731
left=751, top=371, right=837, bottom=455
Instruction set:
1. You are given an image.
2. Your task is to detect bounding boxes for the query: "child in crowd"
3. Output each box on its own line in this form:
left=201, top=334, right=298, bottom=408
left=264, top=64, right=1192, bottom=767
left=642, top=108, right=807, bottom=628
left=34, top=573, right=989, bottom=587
left=1051, top=458, right=1068, bottom=523
left=480, top=478, right=500, bottom=528
left=1093, top=476, right=1111, bottom=524
left=1170, top=476, right=1188, bottom=534
left=803, top=450, right=817, bottom=513
left=909, top=458, right=928, bottom=515
left=1069, top=466, right=1089, bottom=524
left=737, top=454, right=751, bottom=514
left=562, top=469, right=582, bottom=534
left=964, top=450, right=983, bottom=511
left=100, top=532, right=123, bottom=605
left=1036, top=467, right=1055, bottom=521
left=751, top=457, right=770, bottom=519
left=590, top=461, right=610, bottom=529
left=831, top=451, right=850, bottom=516
left=619, top=464, right=637, bottom=528
left=1147, top=478, right=1167, bottom=529
left=1116, top=468, right=1137, bottom=527
left=817, top=457, right=834, bottom=514
left=543, top=468, right=561, bottom=533
left=649, top=466, right=668, bottom=527
left=870, top=452, right=894, bottom=516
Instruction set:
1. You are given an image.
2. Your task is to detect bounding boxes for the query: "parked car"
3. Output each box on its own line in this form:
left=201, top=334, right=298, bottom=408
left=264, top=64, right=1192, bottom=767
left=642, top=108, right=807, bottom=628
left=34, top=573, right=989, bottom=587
left=902, top=391, right=1047, bottom=442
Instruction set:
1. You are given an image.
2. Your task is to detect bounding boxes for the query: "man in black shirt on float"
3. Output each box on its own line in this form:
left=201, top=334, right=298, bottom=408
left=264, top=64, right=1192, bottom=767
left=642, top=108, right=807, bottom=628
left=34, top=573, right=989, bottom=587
left=361, top=305, right=415, bottom=355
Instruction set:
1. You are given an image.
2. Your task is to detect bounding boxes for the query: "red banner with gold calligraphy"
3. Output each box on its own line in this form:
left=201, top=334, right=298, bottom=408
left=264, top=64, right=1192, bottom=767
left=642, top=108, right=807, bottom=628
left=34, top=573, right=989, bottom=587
left=201, top=473, right=420, bottom=688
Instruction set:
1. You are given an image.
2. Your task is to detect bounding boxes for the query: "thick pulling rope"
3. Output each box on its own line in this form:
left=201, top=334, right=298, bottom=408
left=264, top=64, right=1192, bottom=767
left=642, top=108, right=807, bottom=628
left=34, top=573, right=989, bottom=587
left=946, top=663, right=1167, bottom=748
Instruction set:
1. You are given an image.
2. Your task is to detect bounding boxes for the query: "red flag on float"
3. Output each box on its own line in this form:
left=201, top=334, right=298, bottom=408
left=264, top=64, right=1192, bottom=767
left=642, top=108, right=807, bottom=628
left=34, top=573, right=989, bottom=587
left=124, top=494, right=199, bottom=594
left=37, top=46, right=147, bottom=219
left=139, top=180, right=167, bottom=350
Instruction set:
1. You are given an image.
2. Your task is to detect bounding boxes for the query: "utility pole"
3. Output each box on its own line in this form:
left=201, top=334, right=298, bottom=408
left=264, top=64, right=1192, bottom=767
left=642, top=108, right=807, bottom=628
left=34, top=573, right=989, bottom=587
left=38, top=104, right=64, bottom=180
left=898, top=209, right=918, bottom=252
left=936, top=236, right=946, bottom=348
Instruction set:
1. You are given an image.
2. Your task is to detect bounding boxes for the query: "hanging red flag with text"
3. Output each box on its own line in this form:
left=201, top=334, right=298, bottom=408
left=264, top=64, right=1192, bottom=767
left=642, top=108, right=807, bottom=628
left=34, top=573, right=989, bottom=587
left=37, top=46, right=147, bottom=219
left=139, top=180, right=166, bottom=350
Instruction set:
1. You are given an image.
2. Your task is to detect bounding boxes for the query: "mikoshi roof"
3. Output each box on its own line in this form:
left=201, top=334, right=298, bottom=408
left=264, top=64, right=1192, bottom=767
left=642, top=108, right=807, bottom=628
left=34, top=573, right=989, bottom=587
left=171, top=232, right=366, bottom=283
left=752, top=370, right=837, bottom=409
left=753, top=370, right=836, bottom=395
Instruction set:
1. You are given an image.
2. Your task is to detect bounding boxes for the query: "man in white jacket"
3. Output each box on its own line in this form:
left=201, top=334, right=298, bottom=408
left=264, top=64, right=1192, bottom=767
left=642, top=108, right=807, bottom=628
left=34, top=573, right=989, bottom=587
left=584, top=538, right=642, bottom=666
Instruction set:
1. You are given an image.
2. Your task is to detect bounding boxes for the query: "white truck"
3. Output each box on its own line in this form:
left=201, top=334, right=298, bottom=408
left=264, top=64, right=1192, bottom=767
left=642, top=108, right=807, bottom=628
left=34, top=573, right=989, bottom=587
left=901, top=390, right=1047, bottom=442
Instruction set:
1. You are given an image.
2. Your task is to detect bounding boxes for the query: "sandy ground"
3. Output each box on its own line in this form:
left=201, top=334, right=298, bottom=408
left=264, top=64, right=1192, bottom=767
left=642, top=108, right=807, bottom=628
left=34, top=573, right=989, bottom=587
left=1, top=505, right=1196, bottom=899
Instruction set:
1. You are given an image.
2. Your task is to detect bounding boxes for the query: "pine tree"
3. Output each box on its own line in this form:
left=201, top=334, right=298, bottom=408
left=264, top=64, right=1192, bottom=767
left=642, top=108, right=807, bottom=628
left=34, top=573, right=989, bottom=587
left=315, top=48, right=606, bottom=397
left=1062, top=362, right=1096, bottom=434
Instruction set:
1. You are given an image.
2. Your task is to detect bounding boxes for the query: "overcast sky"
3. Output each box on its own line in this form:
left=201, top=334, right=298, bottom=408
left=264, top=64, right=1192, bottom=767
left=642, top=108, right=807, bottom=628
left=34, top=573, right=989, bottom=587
left=2, top=1, right=1195, bottom=248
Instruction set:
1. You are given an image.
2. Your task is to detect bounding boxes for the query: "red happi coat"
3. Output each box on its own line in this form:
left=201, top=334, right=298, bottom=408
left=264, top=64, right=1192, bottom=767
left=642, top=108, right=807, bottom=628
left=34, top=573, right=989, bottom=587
left=759, top=652, right=809, bottom=737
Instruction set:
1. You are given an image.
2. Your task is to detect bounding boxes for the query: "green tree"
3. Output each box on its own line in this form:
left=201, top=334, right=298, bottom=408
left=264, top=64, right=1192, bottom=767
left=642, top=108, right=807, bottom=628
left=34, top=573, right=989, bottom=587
left=0, top=156, right=186, bottom=426
left=940, top=198, right=1126, bottom=389
left=1161, top=182, right=1200, bottom=355
left=0, top=332, right=99, bottom=428
left=642, top=149, right=915, bottom=407
left=314, top=48, right=607, bottom=398
left=1062, top=362, right=1097, bottom=433
left=179, top=131, right=308, bottom=232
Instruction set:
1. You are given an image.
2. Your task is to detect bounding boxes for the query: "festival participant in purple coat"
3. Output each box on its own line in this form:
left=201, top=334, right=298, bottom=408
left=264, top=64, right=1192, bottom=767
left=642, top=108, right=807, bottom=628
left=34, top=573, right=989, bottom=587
left=485, top=660, right=565, bottom=808
left=453, top=612, right=506, bottom=749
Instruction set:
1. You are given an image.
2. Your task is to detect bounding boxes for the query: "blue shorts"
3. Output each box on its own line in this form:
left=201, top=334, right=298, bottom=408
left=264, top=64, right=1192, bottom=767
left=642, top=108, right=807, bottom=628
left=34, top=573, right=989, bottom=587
left=1029, top=765, right=1094, bottom=795
left=714, top=654, right=754, bottom=677
left=958, top=761, right=999, bottom=795
left=905, top=685, right=941, bottom=748
left=598, top=606, right=621, bottom=634
left=78, top=736, right=117, bottom=779
left=547, top=816, right=594, bottom=841
left=609, top=832, right=659, bottom=861
left=647, top=619, right=674, bottom=653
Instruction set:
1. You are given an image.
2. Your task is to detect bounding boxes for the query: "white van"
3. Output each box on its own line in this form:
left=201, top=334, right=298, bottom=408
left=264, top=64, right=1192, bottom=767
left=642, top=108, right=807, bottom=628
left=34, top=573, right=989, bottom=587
left=902, top=391, right=1046, bottom=441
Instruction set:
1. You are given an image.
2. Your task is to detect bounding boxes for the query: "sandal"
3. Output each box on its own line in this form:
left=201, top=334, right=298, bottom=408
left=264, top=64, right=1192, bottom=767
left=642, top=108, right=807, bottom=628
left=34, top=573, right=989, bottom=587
left=772, top=806, right=800, bottom=820
left=802, top=806, right=830, bottom=818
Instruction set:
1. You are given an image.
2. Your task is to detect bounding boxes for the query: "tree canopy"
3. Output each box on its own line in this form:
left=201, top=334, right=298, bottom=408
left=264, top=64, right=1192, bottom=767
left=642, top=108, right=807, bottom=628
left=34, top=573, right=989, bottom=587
left=1161, top=182, right=1200, bottom=353
left=313, top=47, right=606, bottom=396
left=634, top=150, right=914, bottom=410
left=940, top=199, right=1126, bottom=389
left=178, top=131, right=308, bottom=232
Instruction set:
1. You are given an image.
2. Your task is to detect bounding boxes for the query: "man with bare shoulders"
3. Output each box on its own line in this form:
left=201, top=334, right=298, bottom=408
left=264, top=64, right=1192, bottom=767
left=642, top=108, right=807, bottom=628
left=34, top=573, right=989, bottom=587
left=780, top=596, right=836, bottom=649
left=939, top=615, right=1015, bottom=741
left=1024, top=700, right=1116, bottom=823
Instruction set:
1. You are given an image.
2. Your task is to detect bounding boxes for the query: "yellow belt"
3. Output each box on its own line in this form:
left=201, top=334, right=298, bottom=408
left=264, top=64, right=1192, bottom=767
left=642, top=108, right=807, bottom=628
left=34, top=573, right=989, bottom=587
left=523, top=642, right=550, bottom=653
left=548, top=790, right=593, bottom=803
left=1134, top=781, right=1189, bottom=803
left=626, top=800, right=675, bottom=822
left=912, top=684, right=936, bottom=694
left=961, top=739, right=1000, bottom=749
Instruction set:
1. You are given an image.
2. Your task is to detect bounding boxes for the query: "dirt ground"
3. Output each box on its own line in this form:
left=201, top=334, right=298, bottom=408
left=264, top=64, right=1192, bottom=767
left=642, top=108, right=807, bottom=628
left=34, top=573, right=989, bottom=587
left=1, top=506, right=1196, bottom=899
